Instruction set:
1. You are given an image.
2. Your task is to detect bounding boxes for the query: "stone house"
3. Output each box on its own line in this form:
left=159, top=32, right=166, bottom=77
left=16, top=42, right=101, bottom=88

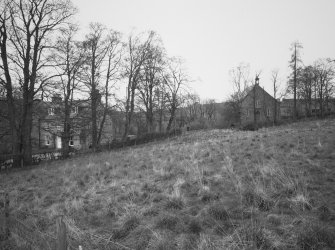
left=241, top=83, right=280, bottom=127
left=39, top=95, right=122, bottom=150
left=38, top=96, right=91, bottom=150
left=0, top=95, right=122, bottom=155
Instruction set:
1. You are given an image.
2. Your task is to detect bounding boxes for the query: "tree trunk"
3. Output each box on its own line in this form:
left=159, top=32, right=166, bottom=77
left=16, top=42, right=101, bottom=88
left=62, top=98, right=70, bottom=158
left=97, top=105, right=107, bottom=145
left=21, top=95, right=33, bottom=166
left=123, top=83, right=131, bottom=140
left=91, top=89, right=98, bottom=150
left=0, top=24, right=22, bottom=167
left=123, top=85, right=136, bottom=140
left=146, top=113, right=153, bottom=133
left=293, top=46, right=297, bottom=120
left=167, top=106, right=176, bottom=132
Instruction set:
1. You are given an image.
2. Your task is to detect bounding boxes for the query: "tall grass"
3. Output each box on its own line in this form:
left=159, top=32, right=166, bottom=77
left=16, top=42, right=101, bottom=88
left=1, top=119, right=335, bottom=249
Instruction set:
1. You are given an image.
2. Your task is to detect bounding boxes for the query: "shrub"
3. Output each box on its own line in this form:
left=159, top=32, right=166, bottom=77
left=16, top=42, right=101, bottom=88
left=242, top=123, right=258, bottom=131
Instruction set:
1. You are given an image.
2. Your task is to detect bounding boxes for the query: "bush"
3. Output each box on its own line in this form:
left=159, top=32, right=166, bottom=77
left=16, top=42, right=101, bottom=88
left=188, top=118, right=211, bottom=131
left=242, top=123, right=258, bottom=131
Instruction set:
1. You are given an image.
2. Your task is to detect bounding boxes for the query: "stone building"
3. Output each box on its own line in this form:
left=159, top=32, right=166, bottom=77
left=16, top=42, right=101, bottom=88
left=280, top=98, right=335, bottom=119
left=0, top=95, right=123, bottom=155
left=38, top=95, right=122, bottom=150
left=240, top=80, right=280, bottom=128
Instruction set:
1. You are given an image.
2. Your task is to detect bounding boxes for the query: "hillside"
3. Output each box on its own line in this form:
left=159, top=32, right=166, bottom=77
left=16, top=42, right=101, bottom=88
left=1, top=119, right=335, bottom=249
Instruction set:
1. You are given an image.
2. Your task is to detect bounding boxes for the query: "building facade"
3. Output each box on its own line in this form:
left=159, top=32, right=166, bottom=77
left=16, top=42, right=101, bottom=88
left=280, top=98, right=335, bottom=119
left=0, top=95, right=123, bottom=155
left=241, top=84, right=280, bottom=127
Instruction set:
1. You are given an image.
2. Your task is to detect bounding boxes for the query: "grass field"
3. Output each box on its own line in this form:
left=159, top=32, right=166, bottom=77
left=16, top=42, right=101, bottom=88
left=1, top=119, right=335, bottom=249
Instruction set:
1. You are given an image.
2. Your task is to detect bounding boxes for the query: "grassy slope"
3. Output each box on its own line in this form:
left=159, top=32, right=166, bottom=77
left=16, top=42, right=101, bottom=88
left=1, top=119, right=335, bottom=249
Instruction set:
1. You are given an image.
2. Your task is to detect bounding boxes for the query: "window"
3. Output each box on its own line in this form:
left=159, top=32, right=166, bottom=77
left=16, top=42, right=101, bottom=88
left=255, top=100, right=261, bottom=108
left=48, top=107, right=54, bottom=115
left=267, top=108, right=271, bottom=117
left=246, top=109, right=250, bottom=117
left=45, top=135, right=51, bottom=145
left=69, top=136, right=74, bottom=146
left=71, top=106, right=78, bottom=114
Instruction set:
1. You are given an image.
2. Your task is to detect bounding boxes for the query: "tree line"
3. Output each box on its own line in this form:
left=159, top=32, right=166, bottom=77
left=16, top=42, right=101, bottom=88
left=0, top=0, right=192, bottom=167
left=287, top=42, right=335, bottom=119
left=224, top=42, right=335, bottom=127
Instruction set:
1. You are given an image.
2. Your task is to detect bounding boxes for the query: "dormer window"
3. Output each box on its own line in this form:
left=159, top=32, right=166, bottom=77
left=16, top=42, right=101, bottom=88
left=48, top=107, right=54, bottom=115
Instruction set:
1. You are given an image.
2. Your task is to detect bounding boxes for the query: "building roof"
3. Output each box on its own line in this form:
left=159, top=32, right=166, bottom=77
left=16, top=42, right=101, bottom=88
left=241, top=84, right=278, bottom=104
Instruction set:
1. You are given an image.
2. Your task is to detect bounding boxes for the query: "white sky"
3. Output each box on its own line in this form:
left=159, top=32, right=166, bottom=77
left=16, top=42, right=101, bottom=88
left=71, top=0, right=335, bottom=102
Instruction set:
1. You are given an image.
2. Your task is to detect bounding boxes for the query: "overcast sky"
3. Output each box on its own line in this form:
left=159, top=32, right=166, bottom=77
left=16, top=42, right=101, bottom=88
left=71, top=0, right=335, bottom=102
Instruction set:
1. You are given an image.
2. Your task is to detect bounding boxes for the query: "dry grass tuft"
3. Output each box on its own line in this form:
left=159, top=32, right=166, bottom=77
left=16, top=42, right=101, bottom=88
left=296, top=222, right=335, bottom=249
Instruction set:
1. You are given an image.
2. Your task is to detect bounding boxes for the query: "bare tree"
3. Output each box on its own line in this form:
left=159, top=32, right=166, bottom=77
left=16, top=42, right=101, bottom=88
left=82, top=23, right=109, bottom=150
left=0, top=0, right=76, bottom=166
left=155, top=83, right=167, bottom=132
left=271, top=69, right=280, bottom=124
left=97, top=30, right=123, bottom=145
left=313, top=59, right=335, bottom=118
left=53, top=24, right=85, bottom=157
left=123, top=31, right=154, bottom=139
left=163, top=57, right=189, bottom=131
left=184, top=93, right=200, bottom=123
left=228, top=63, right=252, bottom=125
left=288, top=41, right=303, bottom=120
left=297, top=65, right=314, bottom=117
left=203, top=99, right=216, bottom=124
left=137, top=39, right=164, bottom=133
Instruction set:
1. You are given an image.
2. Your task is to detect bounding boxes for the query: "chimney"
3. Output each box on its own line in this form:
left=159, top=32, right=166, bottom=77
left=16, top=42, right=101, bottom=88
left=255, top=76, right=260, bottom=86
